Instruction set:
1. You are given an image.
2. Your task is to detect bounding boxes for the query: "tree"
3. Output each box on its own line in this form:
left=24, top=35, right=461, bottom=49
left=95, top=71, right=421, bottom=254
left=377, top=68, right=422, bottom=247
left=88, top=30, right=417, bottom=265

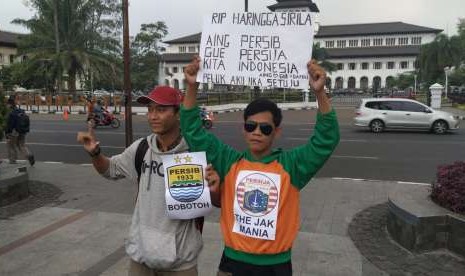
left=312, top=43, right=336, bottom=73
left=417, top=19, right=465, bottom=89
left=131, top=22, right=169, bottom=92
left=12, top=0, right=122, bottom=97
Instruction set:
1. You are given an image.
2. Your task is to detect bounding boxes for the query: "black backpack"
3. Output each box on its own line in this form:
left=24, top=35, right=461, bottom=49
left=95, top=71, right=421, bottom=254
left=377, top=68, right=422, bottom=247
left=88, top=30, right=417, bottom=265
left=134, top=138, right=205, bottom=232
left=15, top=109, right=30, bottom=134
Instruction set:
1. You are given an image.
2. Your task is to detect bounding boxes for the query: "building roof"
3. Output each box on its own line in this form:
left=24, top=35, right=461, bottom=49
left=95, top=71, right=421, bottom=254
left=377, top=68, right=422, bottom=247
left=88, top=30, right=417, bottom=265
left=325, top=45, right=421, bottom=59
left=267, top=0, right=319, bottom=12
left=163, top=22, right=441, bottom=45
left=0, top=30, right=22, bottom=47
left=164, top=33, right=202, bottom=44
left=161, top=53, right=197, bottom=63
left=316, top=22, right=442, bottom=38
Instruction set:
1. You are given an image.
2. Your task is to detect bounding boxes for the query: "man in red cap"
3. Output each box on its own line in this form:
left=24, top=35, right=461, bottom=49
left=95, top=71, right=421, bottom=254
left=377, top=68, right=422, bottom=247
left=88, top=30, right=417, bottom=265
left=78, top=86, right=220, bottom=275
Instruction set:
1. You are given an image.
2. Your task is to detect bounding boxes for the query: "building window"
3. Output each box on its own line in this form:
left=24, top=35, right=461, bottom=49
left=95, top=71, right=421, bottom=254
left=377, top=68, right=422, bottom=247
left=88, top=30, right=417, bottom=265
left=336, top=63, right=344, bottom=70
left=411, top=37, right=422, bottom=45
left=9, top=55, right=15, bottom=64
left=361, top=39, right=370, bottom=47
left=0, top=54, right=3, bottom=63
left=179, top=46, right=186, bottom=53
left=387, top=62, right=395, bottom=69
left=325, top=41, right=334, bottom=48
left=361, top=62, right=369, bottom=70
left=373, top=38, right=383, bottom=46
left=348, top=63, right=356, bottom=70
left=374, top=62, right=382, bottom=70
left=386, top=38, right=396, bottom=46
left=336, top=40, right=346, bottom=48
left=173, top=67, right=178, bottom=73
left=400, top=61, right=409, bottom=69
left=188, top=46, right=196, bottom=52
left=398, top=37, right=409, bottom=45
left=349, top=39, right=358, bottom=47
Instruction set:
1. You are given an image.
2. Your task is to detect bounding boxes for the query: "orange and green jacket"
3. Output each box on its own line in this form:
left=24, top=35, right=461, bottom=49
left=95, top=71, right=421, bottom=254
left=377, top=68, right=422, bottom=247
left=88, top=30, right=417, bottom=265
left=180, top=105, right=340, bottom=265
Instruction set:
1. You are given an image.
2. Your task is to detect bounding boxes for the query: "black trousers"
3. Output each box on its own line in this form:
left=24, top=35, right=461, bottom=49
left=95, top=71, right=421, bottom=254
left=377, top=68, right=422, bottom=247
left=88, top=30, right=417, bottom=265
left=218, top=251, right=292, bottom=276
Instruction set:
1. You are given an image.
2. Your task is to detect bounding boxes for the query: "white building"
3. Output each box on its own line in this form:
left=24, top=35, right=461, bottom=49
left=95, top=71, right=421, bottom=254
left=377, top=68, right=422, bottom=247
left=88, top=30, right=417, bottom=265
left=0, top=30, right=25, bottom=69
left=160, top=0, right=442, bottom=92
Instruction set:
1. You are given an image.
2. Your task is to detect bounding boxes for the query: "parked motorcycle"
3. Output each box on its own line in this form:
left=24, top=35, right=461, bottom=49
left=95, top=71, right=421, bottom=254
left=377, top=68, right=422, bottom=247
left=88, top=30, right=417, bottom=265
left=200, top=109, right=214, bottom=129
left=88, top=111, right=120, bottom=128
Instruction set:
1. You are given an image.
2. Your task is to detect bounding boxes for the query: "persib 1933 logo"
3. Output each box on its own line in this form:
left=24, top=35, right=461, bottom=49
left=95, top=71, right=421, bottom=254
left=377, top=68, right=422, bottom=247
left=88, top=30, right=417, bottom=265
left=167, top=164, right=204, bottom=202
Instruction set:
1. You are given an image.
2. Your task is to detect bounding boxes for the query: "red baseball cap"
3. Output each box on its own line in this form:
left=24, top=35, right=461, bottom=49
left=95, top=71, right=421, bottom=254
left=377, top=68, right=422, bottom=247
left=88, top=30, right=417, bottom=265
left=137, top=86, right=183, bottom=106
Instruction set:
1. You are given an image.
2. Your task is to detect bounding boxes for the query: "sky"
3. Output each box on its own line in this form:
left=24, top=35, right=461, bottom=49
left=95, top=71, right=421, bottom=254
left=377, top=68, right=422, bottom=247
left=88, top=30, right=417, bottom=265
left=0, top=0, right=464, bottom=40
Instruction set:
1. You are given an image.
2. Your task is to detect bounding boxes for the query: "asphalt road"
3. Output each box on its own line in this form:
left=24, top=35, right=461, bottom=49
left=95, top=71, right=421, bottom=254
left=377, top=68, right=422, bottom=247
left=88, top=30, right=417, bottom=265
left=1, top=107, right=463, bottom=183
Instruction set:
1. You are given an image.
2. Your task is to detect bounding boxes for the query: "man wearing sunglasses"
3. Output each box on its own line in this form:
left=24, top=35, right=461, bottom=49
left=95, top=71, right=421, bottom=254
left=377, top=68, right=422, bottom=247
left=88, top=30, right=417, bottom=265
left=181, top=56, right=339, bottom=276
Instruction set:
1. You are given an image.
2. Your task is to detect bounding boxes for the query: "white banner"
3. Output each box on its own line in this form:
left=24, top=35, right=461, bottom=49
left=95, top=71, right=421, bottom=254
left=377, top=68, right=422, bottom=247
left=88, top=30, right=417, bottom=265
left=198, top=12, right=314, bottom=89
left=161, top=152, right=212, bottom=219
left=232, top=170, right=281, bottom=240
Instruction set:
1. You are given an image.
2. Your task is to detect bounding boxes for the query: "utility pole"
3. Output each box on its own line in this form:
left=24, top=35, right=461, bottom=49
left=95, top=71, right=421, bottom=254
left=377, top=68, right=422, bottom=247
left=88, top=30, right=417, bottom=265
left=53, top=0, right=62, bottom=95
left=122, top=0, right=133, bottom=146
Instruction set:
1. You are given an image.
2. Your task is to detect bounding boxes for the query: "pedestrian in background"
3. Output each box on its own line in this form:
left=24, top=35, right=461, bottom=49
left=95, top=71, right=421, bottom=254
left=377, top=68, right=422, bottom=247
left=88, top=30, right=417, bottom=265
left=5, top=97, right=34, bottom=166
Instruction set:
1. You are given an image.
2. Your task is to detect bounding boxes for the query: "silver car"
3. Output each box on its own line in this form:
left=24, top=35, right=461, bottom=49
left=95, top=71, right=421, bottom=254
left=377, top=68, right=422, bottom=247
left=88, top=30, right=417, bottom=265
left=354, top=98, right=461, bottom=134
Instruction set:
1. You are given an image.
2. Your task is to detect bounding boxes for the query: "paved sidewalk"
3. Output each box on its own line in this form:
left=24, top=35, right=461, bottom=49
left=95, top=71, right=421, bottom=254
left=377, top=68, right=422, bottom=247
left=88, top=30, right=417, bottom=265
left=1, top=162, right=464, bottom=275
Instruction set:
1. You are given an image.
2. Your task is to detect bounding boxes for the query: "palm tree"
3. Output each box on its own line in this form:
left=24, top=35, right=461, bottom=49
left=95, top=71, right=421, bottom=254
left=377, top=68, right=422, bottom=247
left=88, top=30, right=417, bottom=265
left=12, top=0, right=121, bottom=97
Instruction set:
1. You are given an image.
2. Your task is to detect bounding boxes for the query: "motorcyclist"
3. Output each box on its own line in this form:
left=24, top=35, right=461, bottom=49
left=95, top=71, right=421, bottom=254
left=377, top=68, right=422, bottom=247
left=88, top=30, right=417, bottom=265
left=200, top=104, right=208, bottom=119
left=93, top=99, right=105, bottom=123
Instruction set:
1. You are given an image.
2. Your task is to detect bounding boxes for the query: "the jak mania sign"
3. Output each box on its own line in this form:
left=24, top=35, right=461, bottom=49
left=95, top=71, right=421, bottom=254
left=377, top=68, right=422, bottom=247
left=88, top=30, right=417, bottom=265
left=198, top=12, right=314, bottom=89
left=233, top=170, right=281, bottom=240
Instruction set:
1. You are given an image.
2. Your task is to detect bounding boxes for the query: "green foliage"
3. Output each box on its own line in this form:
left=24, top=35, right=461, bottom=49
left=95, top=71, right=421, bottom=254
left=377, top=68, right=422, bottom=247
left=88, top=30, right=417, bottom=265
left=131, top=22, right=169, bottom=92
left=13, top=0, right=122, bottom=94
left=417, top=18, right=465, bottom=89
left=312, top=43, right=336, bottom=73
left=389, top=73, right=416, bottom=90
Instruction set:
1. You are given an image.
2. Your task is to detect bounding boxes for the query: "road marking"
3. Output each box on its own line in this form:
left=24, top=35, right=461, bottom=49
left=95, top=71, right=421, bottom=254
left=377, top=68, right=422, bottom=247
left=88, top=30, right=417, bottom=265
left=286, top=137, right=368, bottom=143
left=31, top=129, right=149, bottom=136
left=0, top=141, right=124, bottom=149
left=332, top=177, right=430, bottom=186
left=397, top=181, right=431, bottom=186
left=332, top=155, right=378, bottom=160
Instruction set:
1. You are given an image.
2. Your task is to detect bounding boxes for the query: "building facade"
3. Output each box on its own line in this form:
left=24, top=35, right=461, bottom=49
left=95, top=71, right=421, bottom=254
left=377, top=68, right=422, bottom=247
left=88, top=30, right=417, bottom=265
left=0, top=30, right=24, bottom=69
left=160, top=0, right=442, bottom=92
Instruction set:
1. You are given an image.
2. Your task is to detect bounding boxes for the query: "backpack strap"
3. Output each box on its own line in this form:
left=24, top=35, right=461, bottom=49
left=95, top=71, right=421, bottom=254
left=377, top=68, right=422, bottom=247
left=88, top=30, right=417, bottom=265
left=135, top=138, right=149, bottom=184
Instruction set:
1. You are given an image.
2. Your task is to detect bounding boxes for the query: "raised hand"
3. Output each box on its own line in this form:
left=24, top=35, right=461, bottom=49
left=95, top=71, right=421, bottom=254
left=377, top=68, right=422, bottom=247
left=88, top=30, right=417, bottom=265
left=307, top=59, right=327, bottom=94
left=77, top=122, right=100, bottom=154
left=184, top=55, right=201, bottom=86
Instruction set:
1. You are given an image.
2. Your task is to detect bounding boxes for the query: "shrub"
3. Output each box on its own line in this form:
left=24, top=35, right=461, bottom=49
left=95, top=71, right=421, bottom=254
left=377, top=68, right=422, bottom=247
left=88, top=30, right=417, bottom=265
left=431, top=161, right=465, bottom=214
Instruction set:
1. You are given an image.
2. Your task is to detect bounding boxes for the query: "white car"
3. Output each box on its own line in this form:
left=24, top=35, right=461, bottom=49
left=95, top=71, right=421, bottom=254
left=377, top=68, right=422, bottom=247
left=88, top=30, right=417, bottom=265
left=354, top=98, right=460, bottom=134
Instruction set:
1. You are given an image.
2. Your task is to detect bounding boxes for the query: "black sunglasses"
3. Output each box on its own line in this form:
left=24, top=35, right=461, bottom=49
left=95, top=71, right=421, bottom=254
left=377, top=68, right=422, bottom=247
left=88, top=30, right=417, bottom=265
left=244, top=121, right=274, bottom=136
